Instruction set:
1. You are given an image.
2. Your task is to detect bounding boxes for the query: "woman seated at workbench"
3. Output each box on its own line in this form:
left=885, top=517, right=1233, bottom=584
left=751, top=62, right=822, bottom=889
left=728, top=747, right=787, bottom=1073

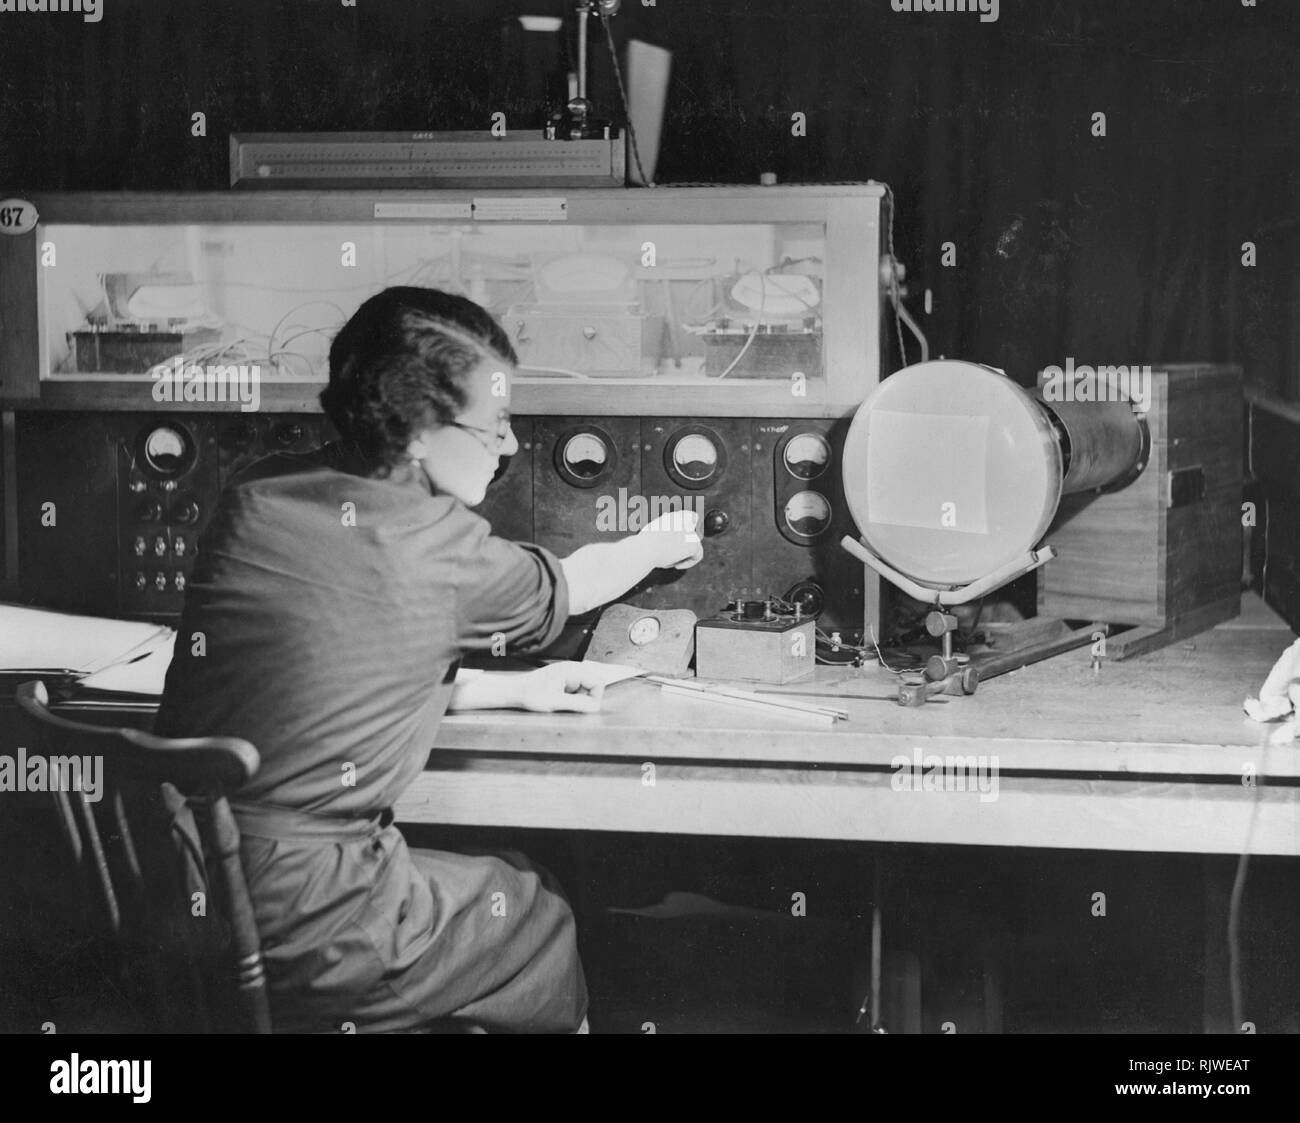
left=156, top=287, right=704, bottom=1033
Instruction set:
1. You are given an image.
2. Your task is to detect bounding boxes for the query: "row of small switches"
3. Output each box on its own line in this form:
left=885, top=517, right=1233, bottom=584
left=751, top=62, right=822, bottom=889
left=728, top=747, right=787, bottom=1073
left=132, top=534, right=191, bottom=558
left=132, top=571, right=187, bottom=593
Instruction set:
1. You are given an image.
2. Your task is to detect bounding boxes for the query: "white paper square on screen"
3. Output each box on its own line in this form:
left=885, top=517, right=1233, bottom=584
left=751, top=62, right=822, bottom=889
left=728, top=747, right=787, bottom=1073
left=865, top=411, right=990, bottom=535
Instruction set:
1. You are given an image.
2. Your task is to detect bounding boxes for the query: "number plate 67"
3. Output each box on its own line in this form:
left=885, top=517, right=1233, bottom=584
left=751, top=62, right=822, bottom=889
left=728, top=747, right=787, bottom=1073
left=0, top=199, right=39, bottom=236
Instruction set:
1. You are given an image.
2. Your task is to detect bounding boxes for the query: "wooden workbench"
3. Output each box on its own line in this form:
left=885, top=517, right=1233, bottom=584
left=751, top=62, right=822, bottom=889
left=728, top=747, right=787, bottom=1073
left=398, top=598, right=1300, bottom=856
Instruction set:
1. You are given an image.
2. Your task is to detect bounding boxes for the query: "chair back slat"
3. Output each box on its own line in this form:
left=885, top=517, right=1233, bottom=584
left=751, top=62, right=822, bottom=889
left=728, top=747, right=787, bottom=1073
left=72, top=790, right=123, bottom=934
left=110, top=788, right=146, bottom=903
left=14, top=680, right=270, bottom=1033
left=50, top=785, right=84, bottom=864
left=202, top=796, right=272, bottom=1034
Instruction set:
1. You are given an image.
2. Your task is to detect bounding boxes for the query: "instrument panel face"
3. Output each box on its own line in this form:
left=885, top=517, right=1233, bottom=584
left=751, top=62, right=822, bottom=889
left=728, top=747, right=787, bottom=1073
left=484, top=415, right=863, bottom=653
left=14, top=412, right=332, bottom=619
left=117, top=417, right=220, bottom=615
left=11, top=412, right=862, bottom=643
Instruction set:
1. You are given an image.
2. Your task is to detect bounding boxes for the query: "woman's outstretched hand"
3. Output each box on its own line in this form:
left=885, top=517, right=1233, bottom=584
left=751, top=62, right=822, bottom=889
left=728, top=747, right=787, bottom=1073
left=638, top=509, right=704, bottom=570
left=516, top=661, right=607, bottom=713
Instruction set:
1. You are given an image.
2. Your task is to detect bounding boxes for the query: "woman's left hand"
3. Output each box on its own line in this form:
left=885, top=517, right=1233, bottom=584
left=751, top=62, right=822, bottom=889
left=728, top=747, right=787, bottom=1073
left=516, top=662, right=607, bottom=713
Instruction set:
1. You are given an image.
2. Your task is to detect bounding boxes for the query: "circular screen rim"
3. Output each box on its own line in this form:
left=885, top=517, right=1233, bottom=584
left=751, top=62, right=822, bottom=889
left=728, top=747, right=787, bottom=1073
left=841, top=360, right=1063, bottom=588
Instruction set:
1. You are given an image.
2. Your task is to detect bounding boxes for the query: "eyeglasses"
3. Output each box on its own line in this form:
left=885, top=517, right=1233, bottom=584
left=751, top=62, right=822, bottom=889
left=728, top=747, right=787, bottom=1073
left=446, top=414, right=513, bottom=452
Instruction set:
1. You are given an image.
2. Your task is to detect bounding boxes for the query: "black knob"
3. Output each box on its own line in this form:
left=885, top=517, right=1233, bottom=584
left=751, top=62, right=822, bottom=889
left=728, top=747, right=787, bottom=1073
left=785, top=581, right=825, bottom=618
left=174, top=496, right=201, bottom=525
left=702, top=509, right=729, bottom=537
left=273, top=423, right=304, bottom=447
left=134, top=499, right=162, bottom=523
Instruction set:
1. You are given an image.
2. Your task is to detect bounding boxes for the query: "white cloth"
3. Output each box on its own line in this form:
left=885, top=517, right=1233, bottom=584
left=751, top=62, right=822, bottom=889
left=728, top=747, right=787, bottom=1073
left=1244, top=636, right=1300, bottom=743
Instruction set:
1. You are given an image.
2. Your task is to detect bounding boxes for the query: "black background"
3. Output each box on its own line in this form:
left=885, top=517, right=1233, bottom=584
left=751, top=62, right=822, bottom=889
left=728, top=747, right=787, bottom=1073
left=1, top=0, right=1297, bottom=395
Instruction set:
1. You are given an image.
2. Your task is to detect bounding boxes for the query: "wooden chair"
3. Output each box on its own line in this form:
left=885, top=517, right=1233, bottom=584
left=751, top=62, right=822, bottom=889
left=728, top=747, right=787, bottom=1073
left=14, top=680, right=271, bottom=1033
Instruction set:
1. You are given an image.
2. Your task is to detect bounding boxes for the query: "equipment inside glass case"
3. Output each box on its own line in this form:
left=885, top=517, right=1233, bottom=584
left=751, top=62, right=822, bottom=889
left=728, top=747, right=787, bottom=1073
left=40, top=221, right=826, bottom=386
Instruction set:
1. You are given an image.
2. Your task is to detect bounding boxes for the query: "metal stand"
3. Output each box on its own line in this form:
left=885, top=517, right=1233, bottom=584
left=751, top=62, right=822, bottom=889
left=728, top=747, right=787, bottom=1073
left=841, top=535, right=1102, bottom=705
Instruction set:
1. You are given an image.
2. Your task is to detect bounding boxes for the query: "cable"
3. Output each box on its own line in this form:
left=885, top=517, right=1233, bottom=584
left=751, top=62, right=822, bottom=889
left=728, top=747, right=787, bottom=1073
left=716, top=315, right=759, bottom=379
left=1260, top=496, right=1270, bottom=599
left=717, top=272, right=764, bottom=379
left=600, top=11, right=654, bottom=187
left=266, top=301, right=348, bottom=369
left=1228, top=724, right=1269, bottom=1032
left=869, top=625, right=920, bottom=675
left=895, top=297, right=930, bottom=364
left=879, top=182, right=908, bottom=371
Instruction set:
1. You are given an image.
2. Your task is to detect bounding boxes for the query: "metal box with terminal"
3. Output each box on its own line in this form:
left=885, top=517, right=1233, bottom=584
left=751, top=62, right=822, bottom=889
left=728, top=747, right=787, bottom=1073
left=695, top=596, right=816, bottom=684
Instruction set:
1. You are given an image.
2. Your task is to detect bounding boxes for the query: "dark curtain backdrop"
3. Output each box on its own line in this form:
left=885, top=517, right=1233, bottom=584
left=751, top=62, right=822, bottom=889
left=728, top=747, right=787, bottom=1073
left=0, top=0, right=1296, bottom=395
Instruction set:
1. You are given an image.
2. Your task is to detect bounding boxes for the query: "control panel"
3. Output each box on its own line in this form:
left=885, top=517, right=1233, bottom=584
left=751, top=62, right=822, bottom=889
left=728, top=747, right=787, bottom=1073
left=478, top=415, right=863, bottom=654
left=11, top=412, right=862, bottom=644
left=14, top=412, right=331, bottom=619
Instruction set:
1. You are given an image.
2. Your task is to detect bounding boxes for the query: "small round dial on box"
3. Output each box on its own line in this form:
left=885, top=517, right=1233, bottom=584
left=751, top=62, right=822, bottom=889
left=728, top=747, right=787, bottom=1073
left=628, top=615, right=661, bottom=646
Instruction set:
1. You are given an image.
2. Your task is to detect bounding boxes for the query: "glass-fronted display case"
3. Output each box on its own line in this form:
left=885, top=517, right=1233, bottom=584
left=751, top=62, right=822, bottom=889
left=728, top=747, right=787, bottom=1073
left=0, top=185, right=887, bottom=415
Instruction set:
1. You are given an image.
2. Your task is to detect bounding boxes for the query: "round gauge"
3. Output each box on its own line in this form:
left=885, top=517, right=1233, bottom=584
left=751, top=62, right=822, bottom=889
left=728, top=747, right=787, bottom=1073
left=671, top=433, right=720, bottom=484
left=784, top=490, right=832, bottom=538
left=562, top=433, right=609, bottom=480
left=137, top=423, right=196, bottom=479
left=783, top=433, right=831, bottom=480
left=628, top=615, right=662, bottom=646
left=554, top=425, right=617, bottom=488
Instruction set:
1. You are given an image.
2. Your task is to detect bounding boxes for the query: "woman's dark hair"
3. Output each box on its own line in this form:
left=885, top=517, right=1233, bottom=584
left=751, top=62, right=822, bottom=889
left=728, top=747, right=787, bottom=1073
left=321, top=287, right=517, bottom=475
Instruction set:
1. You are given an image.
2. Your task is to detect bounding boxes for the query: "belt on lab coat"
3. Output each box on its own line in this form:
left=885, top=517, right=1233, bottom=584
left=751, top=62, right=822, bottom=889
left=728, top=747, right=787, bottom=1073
left=230, top=800, right=395, bottom=843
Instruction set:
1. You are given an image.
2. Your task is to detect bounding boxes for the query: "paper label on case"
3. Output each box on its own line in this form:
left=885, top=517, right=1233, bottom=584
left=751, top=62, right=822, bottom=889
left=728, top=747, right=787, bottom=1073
left=373, top=202, right=473, bottom=220
left=472, top=197, right=568, bottom=222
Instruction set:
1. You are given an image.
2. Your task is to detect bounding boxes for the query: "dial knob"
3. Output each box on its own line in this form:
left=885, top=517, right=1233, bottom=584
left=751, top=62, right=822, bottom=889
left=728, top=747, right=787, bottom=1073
left=273, top=423, right=304, bottom=447
left=785, top=581, right=825, bottom=618
left=141, top=424, right=195, bottom=477
left=702, top=509, right=729, bottom=537
left=134, top=499, right=163, bottom=523
left=783, top=491, right=832, bottom=538
left=628, top=615, right=661, bottom=646
left=784, top=433, right=831, bottom=480
left=561, top=433, right=609, bottom=481
left=669, top=431, right=722, bottom=486
left=174, top=497, right=201, bottom=525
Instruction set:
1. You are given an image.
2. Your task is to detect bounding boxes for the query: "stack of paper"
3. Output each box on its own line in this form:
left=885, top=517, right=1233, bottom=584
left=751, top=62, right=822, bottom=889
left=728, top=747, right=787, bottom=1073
left=0, top=603, right=176, bottom=697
